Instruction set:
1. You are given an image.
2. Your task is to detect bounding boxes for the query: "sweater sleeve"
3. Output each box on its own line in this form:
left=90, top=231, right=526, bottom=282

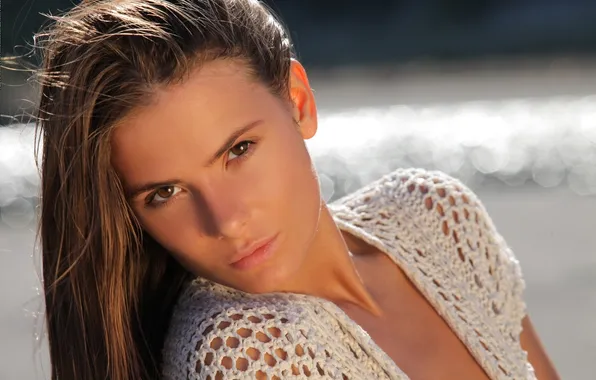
left=161, top=288, right=372, bottom=380
left=396, top=169, right=527, bottom=339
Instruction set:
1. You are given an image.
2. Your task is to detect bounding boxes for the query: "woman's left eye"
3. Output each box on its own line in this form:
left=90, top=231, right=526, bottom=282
left=227, top=140, right=254, bottom=161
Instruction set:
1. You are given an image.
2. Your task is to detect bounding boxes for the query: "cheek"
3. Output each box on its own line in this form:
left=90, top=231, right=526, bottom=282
left=267, top=130, right=321, bottom=229
left=136, top=208, right=201, bottom=257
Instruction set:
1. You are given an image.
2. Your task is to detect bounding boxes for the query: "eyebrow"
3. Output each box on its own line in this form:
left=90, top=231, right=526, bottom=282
left=126, top=119, right=263, bottom=200
left=205, top=119, right=263, bottom=167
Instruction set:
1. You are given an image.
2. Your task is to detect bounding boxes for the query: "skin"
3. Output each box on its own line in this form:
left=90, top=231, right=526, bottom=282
left=111, top=58, right=560, bottom=379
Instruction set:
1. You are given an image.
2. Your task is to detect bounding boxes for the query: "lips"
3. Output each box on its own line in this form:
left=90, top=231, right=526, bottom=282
left=229, top=233, right=279, bottom=270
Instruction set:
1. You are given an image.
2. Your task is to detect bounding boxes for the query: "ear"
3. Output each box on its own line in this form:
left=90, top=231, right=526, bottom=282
left=289, top=59, right=317, bottom=140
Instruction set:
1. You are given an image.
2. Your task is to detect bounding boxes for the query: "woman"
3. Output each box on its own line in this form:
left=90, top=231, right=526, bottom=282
left=36, top=0, right=560, bottom=379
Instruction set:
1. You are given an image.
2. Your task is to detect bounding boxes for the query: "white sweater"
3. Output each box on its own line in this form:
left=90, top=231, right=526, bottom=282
left=161, top=168, right=536, bottom=379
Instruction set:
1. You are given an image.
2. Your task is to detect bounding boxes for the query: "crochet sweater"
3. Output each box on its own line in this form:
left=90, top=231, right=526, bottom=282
left=161, top=168, right=535, bottom=380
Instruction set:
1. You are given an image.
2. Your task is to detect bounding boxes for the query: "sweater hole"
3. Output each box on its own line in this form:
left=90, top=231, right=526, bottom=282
left=499, top=364, right=509, bottom=375
left=452, top=230, right=459, bottom=243
left=291, top=364, right=301, bottom=375
left=210, top=337, right=223, bottom=350
left=448, top=195, right=456, bottom=206
left=264, top=352, right=277, bottom=366
left=437, top=187, right=446, bottom=198
left=226, top=337, right=240, bottom=348
left=237, top=328, right=252, bottom=338
left=230, top=313, right=243, bottom=321
left=442, top=221, right=449, bottom=236
left=436, top=203, right=445, bottom=217
left=424, top=196, right=433, bottom=210
left=276, top=348, right=288, bottom=360
left=316, top=363, right=325, bottom=375
left=246, top=347, right=260, bottom=360
left=204, top=352, right=214, bottom=365
left=308, top=347, right=316, bottom=359
left=221, top=356, right=233, bottom=369
left=474, top=274, right=483, bottom=288
left=236, top=357, right=249, bottom=370
left=295, top=344, right=305, bottom=357
left=419, top=184, right=429, bottom=194
left=262, top=313, right=275, bottom=320
left=268, top=327, right=281, bottom=338
left=247, top=315, right=262, bottom=323
left=303, top=365, right=311, bottom=376
left=217, top=321, right=231, bottom=330
left=256, top=331, right=271, bottom=343
left=457, top=247, right=465, bottom=262
left=464, top=208, right=470, bottom=220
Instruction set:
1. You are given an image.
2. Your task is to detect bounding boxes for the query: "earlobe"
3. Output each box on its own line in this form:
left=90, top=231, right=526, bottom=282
left=289, top=59, right=317, bottom=140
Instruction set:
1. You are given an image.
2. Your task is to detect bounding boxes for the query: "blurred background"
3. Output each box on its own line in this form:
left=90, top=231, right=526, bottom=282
left=2, top=0, right=596, bottom=379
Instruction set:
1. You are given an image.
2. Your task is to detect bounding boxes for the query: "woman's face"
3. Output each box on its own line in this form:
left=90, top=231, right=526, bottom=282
left=111, top=59, right=322, bottom=293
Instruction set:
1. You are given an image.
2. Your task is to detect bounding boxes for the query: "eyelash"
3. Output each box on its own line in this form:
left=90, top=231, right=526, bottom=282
left=144, top=140, right=257, bottom=209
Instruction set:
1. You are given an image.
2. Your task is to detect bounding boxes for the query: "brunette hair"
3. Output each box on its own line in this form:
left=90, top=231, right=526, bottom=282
left=34, top=0, right=294, bottom=378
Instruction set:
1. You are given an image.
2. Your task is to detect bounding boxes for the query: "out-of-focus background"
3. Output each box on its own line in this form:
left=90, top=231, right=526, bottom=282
left=2, top=0, right=596, bottom=379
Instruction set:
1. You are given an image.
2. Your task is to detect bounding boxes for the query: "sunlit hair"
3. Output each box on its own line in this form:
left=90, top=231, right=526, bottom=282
left=34, top=0, right=294, bottom=378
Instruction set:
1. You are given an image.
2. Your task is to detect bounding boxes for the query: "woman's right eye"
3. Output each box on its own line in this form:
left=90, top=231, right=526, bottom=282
left=146, top=185, right=182, bottom=207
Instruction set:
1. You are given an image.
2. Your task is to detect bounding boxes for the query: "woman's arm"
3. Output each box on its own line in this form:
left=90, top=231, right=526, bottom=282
left=520, top=316, right=561, bottom=380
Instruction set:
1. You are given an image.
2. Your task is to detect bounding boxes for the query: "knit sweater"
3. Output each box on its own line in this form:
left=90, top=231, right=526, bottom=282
left=161, top=168, right=536, bottom=380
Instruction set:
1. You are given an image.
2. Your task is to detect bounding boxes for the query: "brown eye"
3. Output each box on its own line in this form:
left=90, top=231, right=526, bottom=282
left=149, top=185, right=181, bottom=205
left=228, top=141, right=252, bottom=160
left=156, top=186, right=175, bottom=198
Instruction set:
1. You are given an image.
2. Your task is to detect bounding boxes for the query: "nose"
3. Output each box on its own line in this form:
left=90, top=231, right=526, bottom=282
left=200, top=186, right=249, bottom=240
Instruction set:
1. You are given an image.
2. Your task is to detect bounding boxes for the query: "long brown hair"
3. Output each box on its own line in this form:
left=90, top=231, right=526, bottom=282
left=34, top=1, right=294, bottom=378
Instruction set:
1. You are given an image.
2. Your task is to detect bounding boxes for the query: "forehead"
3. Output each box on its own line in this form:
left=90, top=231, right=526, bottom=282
left=109, top=59, right=282, bottom=186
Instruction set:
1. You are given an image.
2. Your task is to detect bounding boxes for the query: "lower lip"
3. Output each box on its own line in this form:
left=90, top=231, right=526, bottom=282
left=231, top=234, right=279, bottom=271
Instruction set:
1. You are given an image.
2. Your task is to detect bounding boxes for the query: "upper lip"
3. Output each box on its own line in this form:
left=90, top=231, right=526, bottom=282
left=228, top=234, right=277, bottom=264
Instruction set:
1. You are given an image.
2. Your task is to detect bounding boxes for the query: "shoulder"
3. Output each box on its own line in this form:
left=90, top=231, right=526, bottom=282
left=334, top=168, right=526, bottom=328
left=161, top=279, right=352, bottom=379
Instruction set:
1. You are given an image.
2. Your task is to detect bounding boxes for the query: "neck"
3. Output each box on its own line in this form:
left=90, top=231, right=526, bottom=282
left=279, top=203, right=383, bottom=317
